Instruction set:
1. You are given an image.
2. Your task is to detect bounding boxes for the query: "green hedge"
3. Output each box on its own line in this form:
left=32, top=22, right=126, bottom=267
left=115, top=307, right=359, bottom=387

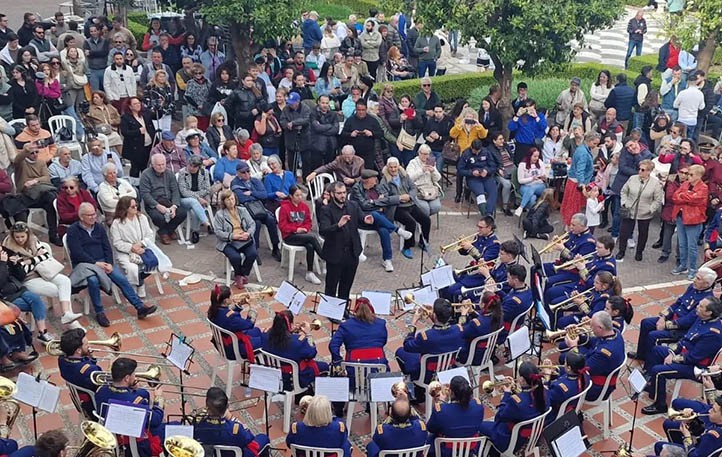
left=388, top=73, right=497, bottom=103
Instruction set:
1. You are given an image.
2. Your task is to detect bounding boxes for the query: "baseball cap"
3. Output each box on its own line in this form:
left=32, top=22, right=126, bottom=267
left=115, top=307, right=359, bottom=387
left=161, top=130, right=175, bottom=141
left=287, top=92, right=301, bottom=105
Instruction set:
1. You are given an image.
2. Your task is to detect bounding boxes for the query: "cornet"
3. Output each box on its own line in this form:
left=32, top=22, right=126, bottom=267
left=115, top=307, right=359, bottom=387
left=440, top=233, right=477, bottom=254
left=538, top=233, right=570, bottom=255
left=549, top=289, right=594, bottom=312
left=46, top=332, right=122, bottom=357
left=553, top=252, right=596, bottom=272
left=545, top=319, right=592, bottom=343
left=403, top=294, right=432, bottom=320
left=481, top=379, right=520, bottom=394
left=668, top=407, right=710, bottom=421
left=291, top=319, right=322, bottom=334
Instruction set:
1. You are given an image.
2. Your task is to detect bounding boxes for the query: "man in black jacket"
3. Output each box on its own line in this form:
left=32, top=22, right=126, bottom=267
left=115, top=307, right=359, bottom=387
left=310, top=95, right=339, bottom=166
left=341, top=99, right=383, bottom=170
left=279, top=92, right=311, bottom=178
left=423, top=104, right=452, bottom=173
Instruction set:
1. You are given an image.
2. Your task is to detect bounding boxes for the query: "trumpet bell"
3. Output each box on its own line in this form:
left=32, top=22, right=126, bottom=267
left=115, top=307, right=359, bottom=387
left=164, top=436, right=205, bottom=457
left=0, top=377, right=17, bottom=399
left=81, top=421, right=118, bottom=450
left=310, top=319, right=322, bottom=331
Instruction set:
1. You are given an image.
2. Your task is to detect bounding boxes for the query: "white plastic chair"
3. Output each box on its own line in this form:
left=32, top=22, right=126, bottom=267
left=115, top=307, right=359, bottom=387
left=491, top=407, right=551, bottom=457
left=62, top=234, right=120, bottom=308
left=671, top=347, right=722, bottom=400
left=433, top=437, right=486, bottom=457
left=10, top=172, right=49, bottom=234
left=583, top=353, right=627, bottom=439
left=66, top=381, right=99, bottom=423
left=555, top=375, right=592, bottom=421
left=342, top=361, right=387, bottom=433
left=274, top=207, right=320, bottom=281
left=379, top=444, right=430, bottom=457
left=254, top=351, right=307, bottom=434
left=289, top=444, right=344, bottom=457
left=207, top=319, right=253, bottom=398
left=224, top=257, right=262, bottom=286
left=8, top=119, right=26, bottom=130
left=415, top=349, right=460, bottom=419
left=456, top=327, right=503, bottom=397
left=213, top=445, right=243, bottom=457
left=307, top=172, right=334, bottom=222
left=48, top=114, right=83, bottom=158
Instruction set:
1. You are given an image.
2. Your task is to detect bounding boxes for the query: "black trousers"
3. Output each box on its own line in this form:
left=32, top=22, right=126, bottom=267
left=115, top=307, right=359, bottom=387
left=284, top=233, right=324, bottom=270
left=325, top=256, right=359, bottom=300
left=146, top=205, right=188, bottom=235
left=618, top=217, right=651, bottom=255
left=395, top=205, right=431, bottom=249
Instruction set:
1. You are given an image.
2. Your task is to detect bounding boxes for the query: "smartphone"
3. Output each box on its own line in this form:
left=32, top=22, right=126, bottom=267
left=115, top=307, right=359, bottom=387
left=464, top=119, right=475, bottom=125
left=106, top=153, right=113, bottom=159
left=426, top=157, right=436, bottom=167
left=403, top=108, right=415, bottom=119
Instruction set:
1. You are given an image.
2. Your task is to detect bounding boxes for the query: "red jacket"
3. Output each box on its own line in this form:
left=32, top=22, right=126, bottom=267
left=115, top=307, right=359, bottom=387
left=278, top=199, right=312, bottom=239
left=703, top=158, right=722, bottom=205
left=57, top=189, right=97, bottom=236
left=0, top=169, right=12, bottom=197
left=672, top=180, right=709, bottom=225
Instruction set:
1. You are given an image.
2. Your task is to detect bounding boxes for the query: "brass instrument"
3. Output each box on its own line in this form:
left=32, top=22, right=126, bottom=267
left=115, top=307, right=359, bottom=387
left=403, top=294, right=433, bottom=320
left=450, top=301, right=474, bottom=313
left=545, top=319, right=592, bottom=342
left=538, top=233, right=570, bottom=255
left=0, top=377, right=19, bottom=439
left=459, top=281, right=507, bottom=296
left=231, top=286, right=276, bottom=303
left=299, top=395, right=313, bottom=416
left=668, top=407, right=710, bottom=422
left=189, top=407, right=208, bottom=424
left=66, top=421, right=117, bottom=457
left=440, top=233, right=477, bottom=254
left=292, top=319, right=323, bottom=334
left=614, top=445, right=633, bottom=457
left=694, top=367, right=722, bottom=378
left=428, top=381, right=450, bottom=401
left=164, top=436, right=205, bottom=457
left=46, top=332, right=122, bottom=357
left=538, top=364, right=563, bottom=376
left=391, top=381, right=409, bottom=399
left=548, top=289, right=595, bottom=312
left=481, top=379, right=520, bottom=394
left=453, top=259, right=497, bottom=276
left=553, top=252, right=596, bottom=272
left=701, top=255, right=722, bottom=270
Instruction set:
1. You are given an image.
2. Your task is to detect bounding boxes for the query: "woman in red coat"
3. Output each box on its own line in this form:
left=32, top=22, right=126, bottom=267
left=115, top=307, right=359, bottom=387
left=277, top=185, right=324, bottom=284
left=671, top=164, right=708, bottom=280
left=56, top=176, right=97, bottom=237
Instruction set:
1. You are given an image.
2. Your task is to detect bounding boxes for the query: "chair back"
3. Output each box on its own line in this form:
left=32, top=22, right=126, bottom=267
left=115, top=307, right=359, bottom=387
left=254, top=350, right=303, bottom=394
left=309, top=173, right=335, bottom=201
left=62, top=234, right=72, bottom=263
left=8, top=119, right=26, bottom=131
left=589, top=353, right=626, bottom=404
left=66, top=381, right=98, bottom=420
left=289, top=444, right=345, bottom=457
left=341, top=361, right=387, bottom=401
left=417, top=349, right=460, bottom=388
left=207, top=318, right=243, bottom=362
left=556, top=374, right=592, bottom=420
left=506, top=407, right=551, bottom=456
left=508, top=302, right=533, bottom=335
left=461, top=327, right=503, bottom=367
left=379, top=444, right=430, bottom=457
left=433, top=437, right=486, bottom=457
left=96, top=132, right=111, bottom=152
left=48, top=115, right=78, bottom=142
left=213, top=445, right=243, bottom=457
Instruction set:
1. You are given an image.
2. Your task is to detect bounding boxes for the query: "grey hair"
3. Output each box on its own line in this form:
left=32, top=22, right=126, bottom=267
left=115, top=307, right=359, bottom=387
left=418, top=144, right=431, bottom=155
left=571, top=213, right=587, bottom=226
left=249, top=143, right=263, bottom=154
left=592, top=310, right=613, bottom=332
left=420, top=77, right=432, bottom=86
left=341, top=145, right=355, bottom=155
left=386, top=157, right=400, bottom=166
left=78, top=202, right=95, bottom=218
left=151, top=153, right=166, bottom=165
left=234, top=128, right=250, bottom=141
left=62, top=176, right=79, bottom=186
left=102, top=162, right=117, bottom=176
left=660, top=445, right=686, bottom=457
left=267, top=154, right=281, bottom=167
left=57, top=146, right=71, bottom=155
left=584, top=131, right=601, bottom=143
left=697, top=267, right=717, bottom=286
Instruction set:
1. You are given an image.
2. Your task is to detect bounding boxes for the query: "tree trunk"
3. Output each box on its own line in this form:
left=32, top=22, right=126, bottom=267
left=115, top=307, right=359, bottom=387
left=696, top=30, right=718, bottom=73
left=491, top=53, right=514, bottom=137
left=230, top=22, right=254, bottom=76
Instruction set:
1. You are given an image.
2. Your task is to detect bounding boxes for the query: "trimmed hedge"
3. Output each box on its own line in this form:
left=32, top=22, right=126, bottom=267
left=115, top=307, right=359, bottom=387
left=388, top=73, right=497, bottom=103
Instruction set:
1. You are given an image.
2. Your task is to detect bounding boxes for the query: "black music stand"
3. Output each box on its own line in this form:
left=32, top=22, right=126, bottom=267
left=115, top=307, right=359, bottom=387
left=311, top=291, right=349, bottom=332
left=513, top=234, right=529, bottom=264
left=542, top=411, right=588, bottom=457
left=161, top=333, right=195, bottom=424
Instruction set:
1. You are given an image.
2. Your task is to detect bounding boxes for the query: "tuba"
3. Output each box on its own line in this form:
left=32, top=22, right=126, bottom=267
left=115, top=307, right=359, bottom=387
left=0, top=377, right=19, bottom=439
left=164, top=436, right=205, bottom=457
left=67, top=421, right=118, bottom=457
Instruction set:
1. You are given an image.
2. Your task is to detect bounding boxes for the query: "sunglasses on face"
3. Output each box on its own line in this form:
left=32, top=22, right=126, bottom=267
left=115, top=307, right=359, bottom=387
left=51, top=61, right=60, bottom=65
left=63, top=186, right=76, bottom=190
left=422, top=84, right=430, bottom=87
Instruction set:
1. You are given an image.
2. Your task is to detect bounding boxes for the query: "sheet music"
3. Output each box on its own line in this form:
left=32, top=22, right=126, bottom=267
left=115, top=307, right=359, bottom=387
left=167, top=335, right=193, bottom=371
left=274, top=281, right=299, bottom=307
left=104, top=402, right=148, bottom=438
left=436, top=367, right=469, bottom=385
left=629, top=368, right=647, bottom=394
left=552, top=425, right=586, bottom=457
left=316, top=294, right=346, bottom=321
left=14, top=373, right=44, bottom=407
left=535, top=300, right=552, bottom=330
left=370, top=375, right=404, bottom=402
left=315, top=377, right=349, bottom=402
left=37, top=383, right=60, bottom=413
left=413, top=285, right=438, bottom=308
left=362, top=291, right=392, bottom=315
left=421, top=265, right=454, bottom=290
left=165, top=425, right=194, bottom=438
left=248, top=365, right=282, bottom=393
left=288, top=291, right=307, bottom=315
left=508, top=325, right=531, bottom=360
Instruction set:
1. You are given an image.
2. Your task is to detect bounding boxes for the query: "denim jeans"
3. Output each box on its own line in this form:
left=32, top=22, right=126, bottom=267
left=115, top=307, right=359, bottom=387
left=611, top=194, right=622, bottom=237
left=262, top=147, right=279, bottom=157
left=467, top=177, right=498, bottom=216
left=253, top=211, right=280, bottom=249
left=448, top=30, right=459, bottom=53
left=676, top=217, right=702, bottom=274
left=625, top=40, right=643, bottom=68
left=682, top=122, right=698, bottom=142
left=224, top=242, right=257, bottom=277
left=13, top=291, right=47, bottom=321
left=88, top=68, right=105, bottom=91
left=520, top=182, right=546, bottom=209
left=366, top=210, right=397, bottom=260
left=180, top=197, right=208, bottom=230
left=430, top=150, right=443, bottom=173
left=633, top=111, right=646, bottom=131
left=418, top=61, right=436, bottom=78
left=86, top=265, right=144, bottom=314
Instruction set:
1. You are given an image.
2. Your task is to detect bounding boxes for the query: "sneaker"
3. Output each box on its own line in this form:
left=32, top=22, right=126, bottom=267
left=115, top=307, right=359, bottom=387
left=523, top=231, right=528, bottom=239
left=305, top=271, right=322, bottom=285
left=190, top=231, right=200, bottom=244
left=359, top=253, right=367, bottom=262
left=514, top=206, right=523, bottom=217
left=397, top=228, right=413, bottom=240
left=136, top=285, right=146, bottom=299
left=137, top=305, right=158, bottom=319
left=383, top=259, right=394, bottom=272
left=615, top=252, right=625, bottom=261
left=628, top=239, right=637, bottom=248
left=536, top=233, right=549, bottom=240
left=95, top=312, right=110, bottom=327
left=657, top=255, right=669, bottom=263
left=37, top=331, right=55, bottom=343
left=60, top=311, right=83, bottom=325
left=671, top=266, right=688, bottom=275
left=402, top=248, right=414, bottom=259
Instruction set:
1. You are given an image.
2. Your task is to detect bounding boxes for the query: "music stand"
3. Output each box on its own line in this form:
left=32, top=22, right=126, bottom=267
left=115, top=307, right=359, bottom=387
left=162, top=333, right=195, bottom=424
left=13, top=372, right=60, bottom=440
left=312, top=292, right=348, bottom=332
left=513, top=234, right=529, bottom=264
left=274, top=281, right=306, bottom=315
left=542, top=411, right=588, bottom=457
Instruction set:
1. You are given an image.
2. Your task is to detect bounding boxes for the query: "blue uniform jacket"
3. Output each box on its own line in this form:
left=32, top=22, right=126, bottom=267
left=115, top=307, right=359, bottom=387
left=689, top=423, right=722, bottom=457
left=457, top=148, right=501, bottom=179
left=548, top=374, right=584, bottom=419
left=329, top=316, right=388, bottom=365
left=460, top=233, right=500, bottom=262
left=427, top=400, right=485, bottom=457
left=583, top=330, right=625, bottom=402
left=194, top=416, right=269, bottom=457
left=664, top=285, right=713, bottom=332
left=563, top=230, right=596, bottom=259
left=459, top=315, right=496, bottom=365
left=211, top=306, right=262, bottom=360
left=704, top=208, right=722, bottom=249
left=675, top=317, right=722, bottom=367
left=0, top=321, right=31, bottom=354
left=367, top=419, right=428, bottom=457
left=502, top=287, right=532, bottom=334
left=399, top=324, right=465, bottom=382
left=260, top=332, right=320, bottom=388
left=576, top=255, right=617, bottom=292
left=58, top=356, right=101, bottom=417
left=286, top=418, right=351, bottom=457
left=481, top=389, right=550, bottom=452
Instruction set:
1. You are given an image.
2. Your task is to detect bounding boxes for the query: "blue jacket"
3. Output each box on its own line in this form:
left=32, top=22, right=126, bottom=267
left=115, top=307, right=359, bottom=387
left=457, top=147, right=501, bottom=179
left=547, top=373, right=585, bottom=419
left=184, top=143, right=218, bottom=162
left=329, top=316, right=388, bottom=365
left=58, top=355, right=102, bottom=419
left=483, top=389, right=550, bottom=453
left=214, top=157, right=243, bottom=183
left=581, top=330, right=625, bottom=402
left=66, top=222, right=114, bottom=266
left=567, top=144, right=594, bottom=185
left=260, top=331, right=320, bottom=388
left=230, top=176, right=267, bottom=204
left=211, top=305, right=263, bottom=360
left=194, top=416, right=269, bottom=457
left=675, top=317, right=722, bottom=367
left=459, top=315, right=497, bottom=365
left=367, top=420, right=428, bottom=457
left=302, top=19, right=323, bottom=49
left=604, top=82, right=635, bottom=121
left=264, top=170, right=296, bottom=202
left=610, top=147, right=653, bottom=194
left=661, top=73, right=687, bottom=112
left=427, top=399, right=485, bottom=457
left=287, top=419, right=351, bottom=457
left=663, top=284, right=713, bottom=332
left=507, top=114, right=548, bottom=145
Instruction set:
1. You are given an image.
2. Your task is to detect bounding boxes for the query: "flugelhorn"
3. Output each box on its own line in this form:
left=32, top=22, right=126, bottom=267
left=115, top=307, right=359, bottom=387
left=668, top=407, right=710, bottom=421
left=164, top=436, right=204, bottom=457
left=292, top=319, right=323, bottom=334
left=481, top=379, right=520, bottom=394
left=545, top=319, right=592, bottom=342
left=538, top=233, right=570, bottom=255
left=66, top=421, right=117, bottom=457
left=549, top=289, right=594, bottom=312
left=553, top=252, right=596, bottom=272
left=46, top=332, right=122, bottom=357
left=454, top=259, right=497, bottom=276
left=440, top=233, right=477, bottom=254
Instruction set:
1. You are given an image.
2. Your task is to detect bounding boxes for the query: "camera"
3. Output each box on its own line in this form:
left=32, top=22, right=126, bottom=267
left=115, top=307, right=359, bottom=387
left=35, top=137, right=51, bottom=148
left=78, top=100, right=90, bottom=115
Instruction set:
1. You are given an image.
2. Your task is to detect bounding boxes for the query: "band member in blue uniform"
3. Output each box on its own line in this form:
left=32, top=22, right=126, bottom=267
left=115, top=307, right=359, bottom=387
left=457, top=293, right=503, bottom=365
left=94, top=357, right=165, bottom=457
left=605, top=296, right=634, bottom=333
left=286, top=395, right=352, bottom=457
left=627, top=267, right=716, bottom=361
left=329, top=297, right=388, bottom=371
left=207, top=284, right=262, bottom=362
left=653, top=395, right=722, bottom=457
left=193, top=387, right=269, bottom=457
left=642, top=297, right=722, bottom=415
left=540, top=213, right=596, bottom=283
left=367, top=398, right=428, bottom=457
left=542, top=351, right=588, bottom=421
left=479, top=362, right=550, bottom=456
left=490, top=265, right=533, bottom=341
left=0, top=319, right=37, bottom=367
left=662, top=372, right=717, bottom=444
left=427, top=376, right=485, bottom=457
left=18, top=430, right=69, bottom=457
left=57, top=328, right=103, bottom=419
left=556, top=271, right=622, bottom=330
left=260, top=310, right=328, bottom=390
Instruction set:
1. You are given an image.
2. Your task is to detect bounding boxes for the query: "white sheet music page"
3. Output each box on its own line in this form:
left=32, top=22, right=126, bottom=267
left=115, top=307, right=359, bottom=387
left=13, top=372, right=43, bottom=407
left=362, top=291, right=392, bottom=315
left=429, top=265, right=455, bottom=290
left=248, top=365, right=282, bottom=393
left=412, top=285, right=438, bottom=308
left=104, top=403, right=148, bottom=438
left=552, top=426, right=586, bottom=457
left=437, top=367, right=469, bottom=384
left=274, top=281, right=298, bottom=307
left=508, top=325, right=531, bottom=359
left=629, top=368, right=647, bottom=394
left=167, top=336, right=193, bottom=371
left=316, top=294, right=346, bottom=321
left=370, top=376, right=404, bottom=402
left=165, top=425, right=194, bottom=438
left=36, top=382, right=60, bottom=413
left=315, top=377, right=349, bottom=402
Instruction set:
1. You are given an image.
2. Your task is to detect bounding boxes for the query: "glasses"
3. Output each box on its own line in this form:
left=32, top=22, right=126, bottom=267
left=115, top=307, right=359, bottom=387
left=63, top=186, right=76, bottom=190
left=422, top=84, right=431, bottom=87
left=638, top=168, right=650, bottom=172
left=216, top=118, right=224, bottom=122
left=51, top=61, right=60, bottom=65
left=114, top=40, right=124, bottom=44
left=239, top=170, right=250, bottom=174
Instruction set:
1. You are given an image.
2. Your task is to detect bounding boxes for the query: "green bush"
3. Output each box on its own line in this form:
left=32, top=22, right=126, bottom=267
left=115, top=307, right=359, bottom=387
left=388, top=73, right=497, bottom=103
left=627, top=54, right=658, bottom=75
left=127, top=20, right=147, bottom=47
left=308, top=3, right=354, bottom=20
left=468, top=78, right=572, bottom=111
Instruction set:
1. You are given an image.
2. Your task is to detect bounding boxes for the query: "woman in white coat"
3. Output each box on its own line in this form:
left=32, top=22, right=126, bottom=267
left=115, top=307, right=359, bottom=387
left=406, top=144, right=442, bottom=217
left=97, top=163, right=137, bottom=225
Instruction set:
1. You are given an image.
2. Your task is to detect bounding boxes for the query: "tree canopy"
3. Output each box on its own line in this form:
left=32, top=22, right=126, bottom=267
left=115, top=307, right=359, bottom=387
left=663, top=0, right=720, bottom=72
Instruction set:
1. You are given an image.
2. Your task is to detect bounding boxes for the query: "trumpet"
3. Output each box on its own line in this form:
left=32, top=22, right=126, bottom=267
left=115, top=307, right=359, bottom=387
left=545, top=319, right=592, bottom=342
left=440, top=233, right=477, bottom=254
left=538, top=364, right=563, bottom=376
left=553, top=252, right=596, bottom=272
left=460, top=281, right=507, bottom=296
left=403, top=294, right=433, bottom=319
left=66, top=421, right=117, bottom=457
left=428, top=380, right=450, bottom=399
left=538, top=233, right=570, bottom=255
left=46, top=332, right=122, bottom=357
left=292, top=319, right=323, bottom=334
left=450, top=301, right=474, bottom=313
left=548, top=289, right=594, bottom=312
left=164, top=436, right=204, bottom=457
left=453, top=259, right=497, bottom=276
left=481, top=379, right=520, bottom=394
left=668, top=407, right=710, bottom=421
left=231, top=286, right=276, bottom=303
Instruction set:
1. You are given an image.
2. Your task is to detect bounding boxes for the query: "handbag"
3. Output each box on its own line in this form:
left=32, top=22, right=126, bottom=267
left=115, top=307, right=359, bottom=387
left=442, top=140, right=460, bottom=162
left=140, top=249, right=159, bottom=273
left=72, top=73, right=88, bottom=87
left=620, top=179, right=649, bottom=220
left=397, top=127, right=417, bottom=150
left=243, top=200, right=268, bottom=219
left=35, top=257, right=64, bottom=280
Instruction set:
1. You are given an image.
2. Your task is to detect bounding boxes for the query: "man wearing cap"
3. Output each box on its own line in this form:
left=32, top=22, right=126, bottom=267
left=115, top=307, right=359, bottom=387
left=81, top=138, right=124, bottom=194
left=140, top=154, right=188, bottom=244
left=279, top=92, right=311, bottom=177
left=178, top=155, right=213, bottom=243
left=555, top=77, right=588, bottom=126
left=341, top=99, right=383, bottom=170
left=150, top=130, right=187, bottom=173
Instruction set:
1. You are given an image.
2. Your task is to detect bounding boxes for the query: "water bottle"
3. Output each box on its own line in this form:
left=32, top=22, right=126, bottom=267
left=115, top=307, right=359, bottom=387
left=164, top=211, right=172, bottom=223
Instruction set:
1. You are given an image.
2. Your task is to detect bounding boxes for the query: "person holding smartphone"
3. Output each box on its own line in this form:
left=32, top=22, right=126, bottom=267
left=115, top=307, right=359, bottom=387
left=80, top=137, right=124, bottom=194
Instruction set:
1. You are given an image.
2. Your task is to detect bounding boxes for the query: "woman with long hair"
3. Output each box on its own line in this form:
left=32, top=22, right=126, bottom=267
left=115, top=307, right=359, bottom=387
left=486, top=131, right=515, bottom=215
left=17, top=47, right=39, bottom=78
left=143, top=69, right=174, bottom=132
left=314, top=62, right=342, bottom=105
left=124, top=48, right=144, bottom=80
left=543, top=351, right=588, bottom=420
left=386, top=46, right=414, bottom=81
left=35, top=62, right=63, bottom=126
left=458, top=292, right=503, bottom=365
left=556, top=270, right=622, bottom=330
left=253, top=102, right=282, bottom=157
left=206, top=284, right=262, bottom=361
left=278, top=185, right=324, bottom=284
left=427, top=376, right=485, bottom=457
left=286, top=395, right=351, bottom=457
left=479, top=361, right=550, bottom=454
left=589, top=70, right=612, bottom=122
left=478, top=98, right=503, bottom=139
left=206, top=111, right=234, bottom=155
left=522, top=188, right=555, bottom=240
left=9, top=66, right=38, bottom=118
left=329, top=297, right=388, bottom=375
left=560, top=132, right=599, bottom=227
left=516, top=147, right=548, bottom=215
left=120, top=97, right=156, bottom=180
left=208, top=67, right=237, bottom=108
left=261, top=309, right=329, bottom=389
left=541, top=125, right=565, bottom=164
left=214, top=190, right=257, bottom=288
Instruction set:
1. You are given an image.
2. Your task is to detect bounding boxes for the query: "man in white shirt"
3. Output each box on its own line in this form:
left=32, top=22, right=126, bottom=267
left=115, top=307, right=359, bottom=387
left=673, top=73, right=706, bottom=140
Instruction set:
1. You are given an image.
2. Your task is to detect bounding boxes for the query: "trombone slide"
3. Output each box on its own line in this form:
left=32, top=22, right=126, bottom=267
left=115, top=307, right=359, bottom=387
left=440, top=233, right=477, bottom=254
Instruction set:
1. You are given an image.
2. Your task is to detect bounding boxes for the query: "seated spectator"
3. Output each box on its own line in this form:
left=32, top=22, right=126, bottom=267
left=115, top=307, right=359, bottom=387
left=264, top=155, right=296, bottom=208
left=230, top=162, right=281, bottom=262
left=110, top=196, right=171, bottom=298
left=97, top=163, right=136, bottom=226
left=66, top=202, right=157, bottom=327
left=234, top=128, right=255, bottom=160
left=541, top=125, right=566, bottom=165
left=0, top=168, right=28, bottom=230
left=214, top=189, right=257, bottom=289
left=278, top=185, right=324, bottom=284
left=658, top=138, right=702, bottom=174
left=0, top=275, right=41, bottom=364
left=564, top=102, right=592, bottom=134
left=307, top=145, right=365, bottom=190
left=206, top=112, right=234, bottom=155
left=184, top=130, right=217, bottom=167
left=386, top=46, right=414, bottom=81
left=49, top=146, right=82, bottom=188
left=150, top=131, right=187, bottom=173
left=246, top=144, right=271, bottom=180
left=81, top=138, right=124, bottom=194
left=139, top=154, right=188, bottom=244
left=86, top=91, right=123, bottom=154
left=488, top=131, right=517, bottom=215
left=214, top=141, right=243, bottom=187
left=13, top=144, right=62, bottom=246
left=56, top=176, right=96, bottom=237
left=406, top=144, right=442, bottom=218
left=516, top=147, right=548, bottom=215
left=174, top=116, right=205, bottom=150
left=381, top=157, right=431, bottom=259
left=458, top=139, right=500, bottom=217
left=657, top=122, right=686, bottom=154
left=178, top=155, right=213, bottom=242
left=14, top=115, right=56, bottom=164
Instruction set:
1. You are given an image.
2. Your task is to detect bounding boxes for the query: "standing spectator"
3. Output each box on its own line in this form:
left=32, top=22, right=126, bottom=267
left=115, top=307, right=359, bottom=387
left=141, top=18, right=163, bottom=51
left=83, top=24, right=108, bottom=91
left=657, top=36, right=680, bottom=73
left=406, top=19, right=421, bottom=70
left=47, top=13, right=67, bottom=47
left=86, top=91, right=123, bottom=154
left=339, top=28, right=361, bottom=58
left=671, top=164, right=708, bottom=279
left=655, top=166, right=685, bottom=264
left=414, top=28, right=440, bottom=78
left=674, top=73, right=705, bottom=140
left=200, top=37, right=225, bottom=82
left=359, top=20, right=382, bottom=79
left=516, top=147, right=548, bottom=215
left=660, top=67, right=686, bottom=122
left=103, top=52, right=136, bottom=114
left=633, top=66, right=654, bottom=131
left=184, top=64, right=211, bottom=131
left=605, top=73, right=635, bottom=133
left=139, top=154, right=188, bottom=244
left=214, top=190, right=257, bottom=289
left=302, top=11, right=323, bottom=54
left=177, top=155, right=212, bottom=242
left=254, top=102, right=283, bottom=157
left=143, top=69, right=174, bottom=132
left=156, top=33, right=181, bottom=76
left=180, top=33, right=202, bottom=63
left=597, top=107, right=625, bottom=142
left=479, top=98, right=503, bottom=139
left=488, top=131, right=517, bottom=215
left=624, top=10, right=647, bottom=69
left=139, top=49, right=172, bottom=89
left=609, top=138, right=653, bottom=239
left=309, top=95, right=339, bottom=166
left=0, top=14, right=14, bottom=50
left=561, top=132, right=600, bottom=227
left=413, top=77, right=440, bottom=117
left=28, top=25, right=58, bottom=64
left=695, top=70, right=717, bottom=134
left=555, top=77, right=588, bottom=127
left=278, top=185, right=324, bottom=284
left=617, top=159, right=664, bottom=261
left=0, top=33, right=20, bottom=72
left=320, top=25, right=341, bottom=59
left=341, top=99, right=383, bottom=170
left=121, top=97, right=156, bottom=182
left=290, top=72, right=314, bottom=102
left=305, top=44, right=326, bottom=79
left=563, top=103, right=593, bottom=134
left=9, top=66, right=38, bottom=119
left=109, top=18, right=135, bottom=51
left=280, top=92, right=311, bottom=176
left=81, top=138, right=124, bottom=193
left=17, top=13, right=37, bottom=47
left=406, top=144, right=442, bottom=218
left=508, top=99, right=547, bottom=165
left=450, top=108, right=487, bottom=201
left=589, top=70, right=613, bottom=122
left=226, top=72, right=263, bottom=132
left=314, top=62, right=343, bottom=107
left=423, top=103, right=452, bottom=171
left=60, top=46, right=87, bottom=109
left=106, top=34, right=127, bottom=65
left=97, top=163, right=136, bottom=225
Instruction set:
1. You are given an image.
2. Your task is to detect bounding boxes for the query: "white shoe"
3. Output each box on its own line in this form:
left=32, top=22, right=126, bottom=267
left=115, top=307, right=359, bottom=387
left=136, top=285, right=146, bottom=298
left=628, top=239, right=637, bottom=248
left=61, top=311, right=83, bottom=325
left=67, top=321, right=85, bottom=330
left=383, top=259, right=394, bottom=272
left=305, top=271, right=322, bottom=285
left=514, top=207, right=523, bottom=217
left=359, top=253, right=367, bottom=262
left=321, top=262, right=327, bottom=275
left=397, top=228, right=413, bottom=240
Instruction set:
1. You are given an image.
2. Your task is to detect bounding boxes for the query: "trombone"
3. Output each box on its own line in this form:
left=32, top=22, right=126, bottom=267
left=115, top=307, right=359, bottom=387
left=440, top=233, right=477, bottom=254
left=553, top=252, right=596, bottom=272
left=548, top=289, right=594, bottom=312
left=45, top=332, right=122, bottom=357
left=538, top=233, right=570, bottom=255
